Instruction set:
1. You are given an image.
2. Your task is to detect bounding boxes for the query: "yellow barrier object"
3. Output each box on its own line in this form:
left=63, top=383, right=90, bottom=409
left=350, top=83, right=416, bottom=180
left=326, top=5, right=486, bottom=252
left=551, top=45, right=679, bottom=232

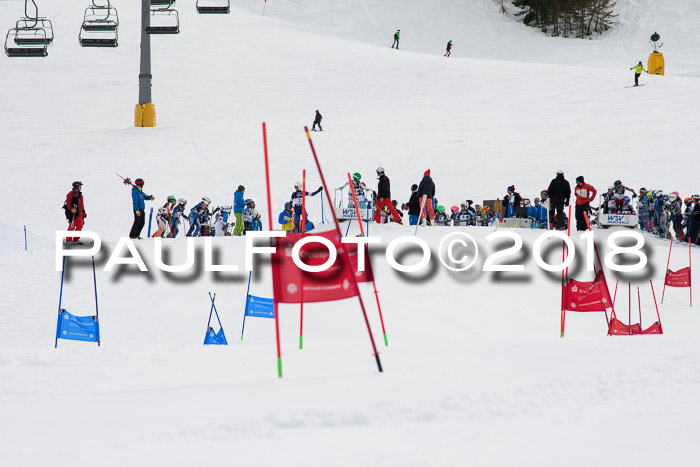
left=648, top=51, right=664, bottom=75
left=134, top=103, right=156, bottom=127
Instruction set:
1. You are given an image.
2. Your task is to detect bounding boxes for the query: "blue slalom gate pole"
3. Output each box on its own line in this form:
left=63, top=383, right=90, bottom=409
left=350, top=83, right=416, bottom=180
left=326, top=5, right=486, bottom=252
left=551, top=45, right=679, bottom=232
left=321, top=194, right=325, bottom=224
left=345, top=219, right=352, bottom=237
left=55, top=256, right=66, bottom=348
left=92, top=256, right=100, bottom=346
left=240, top=272, right=252, bottom=340
left=366, top=204, right=370, bottom=235
left=147, top=207, right=154, bottom=237
left=24, top=225, right=27, bottom=251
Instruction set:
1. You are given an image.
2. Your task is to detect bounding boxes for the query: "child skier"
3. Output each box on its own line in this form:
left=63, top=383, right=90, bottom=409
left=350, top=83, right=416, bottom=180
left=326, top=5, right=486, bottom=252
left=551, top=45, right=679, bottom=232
left=291, top=182, right=323, bottom=233
left=187, top=196, right=211, bottom=237
left=434, top=206, right=450, bottom=226
left=169, top=198, right=187, bottom=238
left=278, top=202, right=295, bottom=232
left=402, top=184, right=421, bottom=225
left=611, top=180, right=637, bottom=213
left=152, top=196, right=176, bottom=238
left=64, top=181, right=86, bottom=243
left=338, top=172, right=369, bottom=208
left=129, top=178, right=155, bottom=239
left=312, top=110, right=323, bottom=131
left=444, top=40, right=452, bottom=57
left=392, top=29, right=400, bottom=49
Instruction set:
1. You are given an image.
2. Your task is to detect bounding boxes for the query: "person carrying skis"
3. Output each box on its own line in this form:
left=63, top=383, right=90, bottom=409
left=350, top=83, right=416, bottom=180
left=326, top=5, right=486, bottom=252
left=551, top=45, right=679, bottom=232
left=630, top=61, right=648, bottom=86
left=312, top=110, right=323, bottom=131
left=444, top=40, right=452, bottom=57
left=278, top=202, right=295, bottom=232
left=502, top=185, right=522, bottom=219
left=547, top=170, right=571, bottom=230
left=338, top=172, right=369, bottom=208
left=152, top=196, right=176, bottom=238
left=574, top=176, right=597, bottom=231
left=392, top=29, right=400, bottom=49
left=169, top=198, right=187, bottom=238
left=374, top=167, right=403, bottom=224
left=290, top=182, right=323, bottom=233
left=129, top=178, right=155, bottom=239
left=418, top=169, right=435, bottom=224
left=64, top=181, right=86, bottom=243
left=233, top=185, right=246, bottom=236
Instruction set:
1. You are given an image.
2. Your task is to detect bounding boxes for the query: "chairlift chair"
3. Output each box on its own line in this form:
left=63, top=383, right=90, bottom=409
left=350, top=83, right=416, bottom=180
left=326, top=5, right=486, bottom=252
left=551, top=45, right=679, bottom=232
left=147, top=2, right=180, bottom=34
left=196, top=0, right=230, bottom=14
left=79, top=2, right=119, bottom=47
left=5, top=26, right=48, bottom=57
left=151, top=0, right=176, bottom=5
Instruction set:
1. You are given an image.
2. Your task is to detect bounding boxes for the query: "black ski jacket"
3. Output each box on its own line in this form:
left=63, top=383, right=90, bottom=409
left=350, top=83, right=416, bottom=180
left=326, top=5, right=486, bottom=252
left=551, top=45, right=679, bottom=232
left=406, top=192, right=421, bottom=215
left=418, top=176, right=435, bottom=199
left=377, top=175, right=391, bottom=198
left=547, top=174, right=571, bottom=202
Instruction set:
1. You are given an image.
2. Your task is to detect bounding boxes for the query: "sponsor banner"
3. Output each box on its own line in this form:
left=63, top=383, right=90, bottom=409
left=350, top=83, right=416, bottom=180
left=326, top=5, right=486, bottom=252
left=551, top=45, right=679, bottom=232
left=665, top=267, right=691, bottom=287
left=563, top=271, right=613, bottom=312
left=245, top=295, right=275, bottom=318
left=56, top=310, right=99, bottom=342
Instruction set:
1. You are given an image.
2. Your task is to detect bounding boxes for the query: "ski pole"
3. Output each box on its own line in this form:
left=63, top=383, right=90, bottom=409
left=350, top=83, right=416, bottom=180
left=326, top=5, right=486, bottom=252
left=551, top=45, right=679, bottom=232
left=414, top=195, right=428, bottom=235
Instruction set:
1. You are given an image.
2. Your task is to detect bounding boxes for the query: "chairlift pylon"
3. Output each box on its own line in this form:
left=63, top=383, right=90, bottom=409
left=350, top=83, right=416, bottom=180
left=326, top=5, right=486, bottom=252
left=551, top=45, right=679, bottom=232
left=147, top=0, right=180, bottom=35
left=5, top=0, right=53, bottom=57
left=79, top=1, right=119, bottom=48
left=196, top=0, right=230, bottom=14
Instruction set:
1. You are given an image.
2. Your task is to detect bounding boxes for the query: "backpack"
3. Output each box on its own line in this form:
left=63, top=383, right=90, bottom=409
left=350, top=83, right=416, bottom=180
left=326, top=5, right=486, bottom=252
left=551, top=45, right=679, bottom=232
left=62, top=201, right=75, bottom=221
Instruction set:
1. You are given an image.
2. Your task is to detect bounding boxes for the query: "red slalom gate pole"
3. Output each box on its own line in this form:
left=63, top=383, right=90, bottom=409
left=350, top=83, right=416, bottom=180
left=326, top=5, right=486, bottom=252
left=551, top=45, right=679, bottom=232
left=637, top=286, right=643, bottom=329
left=561, top=205, right=572, bottom=337
left=661, top=239, right=673, bottom=304
left=262, top=122, right=283, bottom=378
left=305, top=127, right=383, bottom=372
left=299, top=169, right=306, bottom=349
left=650, top=280, right=663, bottom=331
left=348, top=173, right=388, bottom=346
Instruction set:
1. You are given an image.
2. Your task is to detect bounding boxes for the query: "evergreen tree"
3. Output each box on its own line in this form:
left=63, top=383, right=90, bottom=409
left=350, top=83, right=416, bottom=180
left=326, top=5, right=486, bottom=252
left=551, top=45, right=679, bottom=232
left=512, top=0, right=616, bottom=38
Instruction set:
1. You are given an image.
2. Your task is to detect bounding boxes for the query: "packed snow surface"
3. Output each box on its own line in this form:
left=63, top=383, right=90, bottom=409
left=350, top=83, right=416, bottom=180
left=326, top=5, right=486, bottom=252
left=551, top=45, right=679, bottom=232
left=1, top=1, right=699, bottom=465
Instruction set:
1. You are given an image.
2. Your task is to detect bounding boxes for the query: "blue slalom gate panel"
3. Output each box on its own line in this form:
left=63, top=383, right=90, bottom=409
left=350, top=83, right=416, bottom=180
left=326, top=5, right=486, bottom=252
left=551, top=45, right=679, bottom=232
left=204, top=327, right=228, bottom=345
left=56, top=309, right=100, bottom=343
left=245, top=295, right=275, bottom=318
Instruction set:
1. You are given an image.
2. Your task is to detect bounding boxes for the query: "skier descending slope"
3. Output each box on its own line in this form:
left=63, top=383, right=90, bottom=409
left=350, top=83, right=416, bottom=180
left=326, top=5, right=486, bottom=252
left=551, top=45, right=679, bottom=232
left=391, top=29, right=400, bottom=49
left=129, top=178, right=155, bottom=239
left=630, top=61, right=648, bottom=86
left=64, top=181, right=86, bottom=243
left=290, top=182, right=322, bottom=233
left=444, top=40, right=452, bottom=57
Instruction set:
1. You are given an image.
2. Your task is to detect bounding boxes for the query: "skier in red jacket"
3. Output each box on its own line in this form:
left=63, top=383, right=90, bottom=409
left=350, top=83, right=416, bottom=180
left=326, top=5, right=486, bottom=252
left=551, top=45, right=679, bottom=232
left=574, top=176, right=597, bottom=231
left=65, top=181, right=87, bottom=243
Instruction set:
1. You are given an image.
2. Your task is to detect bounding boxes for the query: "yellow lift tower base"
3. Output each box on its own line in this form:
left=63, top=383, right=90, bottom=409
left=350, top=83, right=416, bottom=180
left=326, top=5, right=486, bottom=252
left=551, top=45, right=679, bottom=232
left=134, top=103, right=156, bottom=127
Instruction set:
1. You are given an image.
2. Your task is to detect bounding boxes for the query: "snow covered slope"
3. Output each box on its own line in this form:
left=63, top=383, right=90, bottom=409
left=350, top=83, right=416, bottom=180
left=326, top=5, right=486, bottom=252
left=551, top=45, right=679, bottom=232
left=1, top=1, right=699, bottom=465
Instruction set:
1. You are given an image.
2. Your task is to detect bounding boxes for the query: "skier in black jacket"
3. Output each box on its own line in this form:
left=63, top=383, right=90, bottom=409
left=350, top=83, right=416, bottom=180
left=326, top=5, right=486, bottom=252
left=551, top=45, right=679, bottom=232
left=418, top=169, right=435, bottom=223
left=312, top=110, right=322, bottom=131
left=374, top=167, right=402, bottom=224
left=403, top=184, right=421, bottom=225
left=547, top=170, right=572, bottom=230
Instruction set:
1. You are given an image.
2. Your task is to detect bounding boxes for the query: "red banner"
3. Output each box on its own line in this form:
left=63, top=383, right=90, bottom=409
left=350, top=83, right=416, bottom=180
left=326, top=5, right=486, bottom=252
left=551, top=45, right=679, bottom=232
left=271, top=229, right=359, bottom=303
left=664, top=267, right=691, bottom=287
left=563, top=271, right=612, bottom=312
left=346, top=241, right=374, bottom=284
left=609, top=318, right=663, bottom=335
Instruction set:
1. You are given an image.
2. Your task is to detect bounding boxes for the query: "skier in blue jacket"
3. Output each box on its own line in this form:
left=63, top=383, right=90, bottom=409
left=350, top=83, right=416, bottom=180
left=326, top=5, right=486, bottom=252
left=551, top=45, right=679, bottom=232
left=233, top=185, right=246, bottom=236
left=187, top=197, right=211, bottom=237
left=129, top=178, right=155, bottom=239
left=528, top=197, right=548, bottom=228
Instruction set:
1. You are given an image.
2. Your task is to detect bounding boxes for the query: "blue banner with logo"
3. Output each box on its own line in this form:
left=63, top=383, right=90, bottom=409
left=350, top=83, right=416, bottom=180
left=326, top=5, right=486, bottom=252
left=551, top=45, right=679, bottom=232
left=56, top=309, right=100, bottom=343
left=245, top=295, right=275, bottom=318
left=203, top=326, right=228, bottom=345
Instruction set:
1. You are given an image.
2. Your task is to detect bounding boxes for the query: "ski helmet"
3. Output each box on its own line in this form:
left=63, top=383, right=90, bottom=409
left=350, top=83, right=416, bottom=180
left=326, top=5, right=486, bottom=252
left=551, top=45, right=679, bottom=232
left=449, top=40, right=452, bottom=43
left=693, top=194, right=700, bottom=201
left=670, top=191, right=679, bottom=198
left=178, top=198, right=187, bottom=205
left=608, top=186, right=614, bottom=191
left=663, top=194, right=669, bottom=201
left=294, top=182, right=302, bottom=189
left=482, top=206, right=490, bottom=214
left=614, top=180, right=622, bottom=187
left=284, top=201, right=292, bottom=210
left=238, top=185, right=245, bottom=191
left=534, top=197, right=540, bottom=202
left=625, top=196, right=631, bottom=203
left=135, top=178, right=145, bottom=186
left=72, top=181, right=83, bottom=189
left=411, top=184, right=418, bottom=191
left=245, top=198, right=252, bottom=205
left=646, top=192, right=654, bottom=200
left=451, top=206, right=459, bottom=213
left=376, top=166, right=385, bottom=175
left=167, top=195, right=176, bottom=203
left=353, top=172, right=361, bottom=181
left=575, top=176, right=584, bottom=183
left=202, top=196, right=211, bottom=206
left=466, top=199, right=473, bottom=206
left=639, top=187, right=647, bottom=194
left=436, top=205, right=445, bottom=213
left=540, top=190, right=548, bottom=197
left=652, top=190, right=663, bottom=198
left=669, top=193, right=678, bottom=202
left=685, top=197, right=693, bottom=205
